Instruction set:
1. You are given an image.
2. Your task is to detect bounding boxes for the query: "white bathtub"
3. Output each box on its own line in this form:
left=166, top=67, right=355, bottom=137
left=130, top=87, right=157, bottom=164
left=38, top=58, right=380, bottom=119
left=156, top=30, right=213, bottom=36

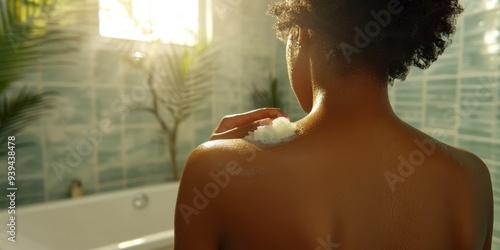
left=0, top=182, right=179, bottom=250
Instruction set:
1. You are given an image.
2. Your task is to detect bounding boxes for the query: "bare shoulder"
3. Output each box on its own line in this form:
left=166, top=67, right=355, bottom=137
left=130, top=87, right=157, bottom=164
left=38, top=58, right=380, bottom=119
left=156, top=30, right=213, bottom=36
left=433, top=144, right=493, bottom=249
left=437, top=144, right=492, bottom=194
left=177, top=138, right=260, bottom=202
left=174, top=139, right=258, bottom=249
left=182, top=139, right=261, bottom=177
left=177, top=139, right=263, bottom=204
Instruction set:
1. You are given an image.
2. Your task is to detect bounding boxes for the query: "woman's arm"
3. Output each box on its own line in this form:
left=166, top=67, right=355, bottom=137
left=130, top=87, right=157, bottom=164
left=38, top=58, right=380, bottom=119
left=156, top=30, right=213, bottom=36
left=174, top=146, right=221, bottom=250
left=449, top=150, right=493, bottom=250
left=174, top=108, right=289, bottom=249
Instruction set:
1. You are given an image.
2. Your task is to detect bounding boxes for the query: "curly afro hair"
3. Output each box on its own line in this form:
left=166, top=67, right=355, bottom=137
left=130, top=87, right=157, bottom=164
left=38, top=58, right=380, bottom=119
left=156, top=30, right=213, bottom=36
left=268, top=0, right=463, bottom=83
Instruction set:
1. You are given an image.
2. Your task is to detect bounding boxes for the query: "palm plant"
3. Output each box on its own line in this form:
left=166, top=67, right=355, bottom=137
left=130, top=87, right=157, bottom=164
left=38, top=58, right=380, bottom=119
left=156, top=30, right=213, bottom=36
left=0, top=0, right=80, bottom=151
left=129, top=41, right=218, bottom=181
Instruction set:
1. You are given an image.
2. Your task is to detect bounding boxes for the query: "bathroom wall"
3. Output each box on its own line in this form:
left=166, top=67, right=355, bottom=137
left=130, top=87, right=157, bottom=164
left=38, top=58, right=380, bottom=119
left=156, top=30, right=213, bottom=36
left=388, top=0, right=500, bottom=245
left=0, top=0, right=298, bottom=208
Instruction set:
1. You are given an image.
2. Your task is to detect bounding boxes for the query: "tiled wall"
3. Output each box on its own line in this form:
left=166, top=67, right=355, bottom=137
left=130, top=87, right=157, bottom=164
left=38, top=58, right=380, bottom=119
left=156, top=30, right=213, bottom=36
left=388, top=0, right=500, bottom=245
left=0, top=0, right=298, bottom=207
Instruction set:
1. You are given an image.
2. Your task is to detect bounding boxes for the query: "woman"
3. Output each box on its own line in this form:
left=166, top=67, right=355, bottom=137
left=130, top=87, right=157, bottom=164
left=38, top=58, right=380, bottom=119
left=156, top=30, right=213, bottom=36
left=175, top=0, right=493, bottom=249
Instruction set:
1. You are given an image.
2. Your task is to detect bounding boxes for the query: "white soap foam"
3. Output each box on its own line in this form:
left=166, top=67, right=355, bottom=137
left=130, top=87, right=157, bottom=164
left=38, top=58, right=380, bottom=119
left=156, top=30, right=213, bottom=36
left=244, top=117, right=297, bottom=146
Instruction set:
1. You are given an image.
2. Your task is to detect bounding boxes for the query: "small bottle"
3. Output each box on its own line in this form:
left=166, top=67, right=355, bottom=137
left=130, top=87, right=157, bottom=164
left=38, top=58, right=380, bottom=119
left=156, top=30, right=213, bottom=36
left=70, top=178, right=84, bottom=199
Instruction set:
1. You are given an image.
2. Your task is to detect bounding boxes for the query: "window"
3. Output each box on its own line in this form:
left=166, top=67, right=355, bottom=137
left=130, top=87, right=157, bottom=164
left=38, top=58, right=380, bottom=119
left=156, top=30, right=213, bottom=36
left=98, top=0, right=199, bottom=46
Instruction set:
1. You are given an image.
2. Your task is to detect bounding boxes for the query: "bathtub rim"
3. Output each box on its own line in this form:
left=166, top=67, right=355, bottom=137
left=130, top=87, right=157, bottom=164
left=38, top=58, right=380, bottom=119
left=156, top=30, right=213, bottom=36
left=10, top=181, right=180, bottom=214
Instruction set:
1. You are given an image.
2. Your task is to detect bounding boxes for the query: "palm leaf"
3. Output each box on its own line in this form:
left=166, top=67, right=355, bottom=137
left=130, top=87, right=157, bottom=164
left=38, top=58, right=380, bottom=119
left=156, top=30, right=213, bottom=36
left=0, top=88, right=56, bottom=155
left=158, top=42, right=219, bottom=121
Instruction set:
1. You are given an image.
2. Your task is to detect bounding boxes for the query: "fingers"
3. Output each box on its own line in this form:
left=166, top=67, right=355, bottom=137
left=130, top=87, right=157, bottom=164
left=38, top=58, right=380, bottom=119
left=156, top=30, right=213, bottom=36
left=210, top=117, right=272, bottom=141
left=213, top=108, right=289, bottom=134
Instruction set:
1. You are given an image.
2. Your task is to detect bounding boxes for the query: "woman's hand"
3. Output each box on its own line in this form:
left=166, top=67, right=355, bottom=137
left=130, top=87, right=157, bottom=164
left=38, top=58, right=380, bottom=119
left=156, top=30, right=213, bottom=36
left=209, top=108, right=290, bottom=140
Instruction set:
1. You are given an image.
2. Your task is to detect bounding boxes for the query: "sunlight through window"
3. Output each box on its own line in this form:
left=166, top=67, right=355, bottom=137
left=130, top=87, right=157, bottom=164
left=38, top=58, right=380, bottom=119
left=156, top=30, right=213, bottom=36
left=99, top=0, right=199, bottom=46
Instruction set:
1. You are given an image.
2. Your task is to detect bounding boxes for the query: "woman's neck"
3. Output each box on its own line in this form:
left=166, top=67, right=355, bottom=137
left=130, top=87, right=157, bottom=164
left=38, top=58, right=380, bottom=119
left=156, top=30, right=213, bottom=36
left=302, top=70, right=398, bottom=130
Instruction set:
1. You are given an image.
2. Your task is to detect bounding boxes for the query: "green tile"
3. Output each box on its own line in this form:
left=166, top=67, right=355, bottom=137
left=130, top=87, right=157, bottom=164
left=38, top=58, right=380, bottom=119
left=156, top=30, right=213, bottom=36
left=434, top=133, right=456, bottom=146
left=405, top=119, right=422, bottom=129
left=0, top=198, right=8, bottom=209
left=406, top=66, right=424, bottom=77
left=426, top=79, right=457, bottom=102
left=99, top=167, right=124, bottom=184
left=94, top=49, right=121, bottom=84
left=394, top=81, right=422, bottom=102
left=195, top=124, right=213, bottom=146
left=458, top=139, right=493, bottom=160
left=45, top=129, right=95, bottom=181
left=47, top=191, right=68, bottom=202
left=123, top=66, right=145, bottom=87
left=177, top=138, right=195, bottom=157
left=127, top=160, right=169, bottom=179
left=99, top=182, right=125, bottom=193
left=496, top=115, right=500, bottom=139
left=97, top=128, right=122, bottom=169
left=126, top=177, right=166, bottom=189
left=394, top=103, right=422, bottom=125
left=42, top=58, right=91, bottom=83
left=15, top=144, right=44, bottom=177
left=95, top=87, right=123, bottom=121
left=16, top=195, right=45, bottom=208
left=194, top=105, right=213, bottom=121
left=458, top=120, right=493, bottom=138
left=16, top=178, right=44, bottom=194
left=125, top=109, right=157, bottom=124
left=493, top=144, right=500, bottom=162
left=42, top=86, right=94, bottom=127
left=124, top=128, right=168, bottom=164
left=426, top=55, right=458, bottom=76
left=424, top=104, right=455, bottom=129
left=121, top=87, right=156, bottom=124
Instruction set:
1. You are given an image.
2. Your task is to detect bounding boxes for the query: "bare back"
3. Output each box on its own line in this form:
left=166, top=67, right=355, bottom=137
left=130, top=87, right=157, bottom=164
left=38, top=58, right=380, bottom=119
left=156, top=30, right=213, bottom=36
left=175, top=117, right=493, bottom=249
